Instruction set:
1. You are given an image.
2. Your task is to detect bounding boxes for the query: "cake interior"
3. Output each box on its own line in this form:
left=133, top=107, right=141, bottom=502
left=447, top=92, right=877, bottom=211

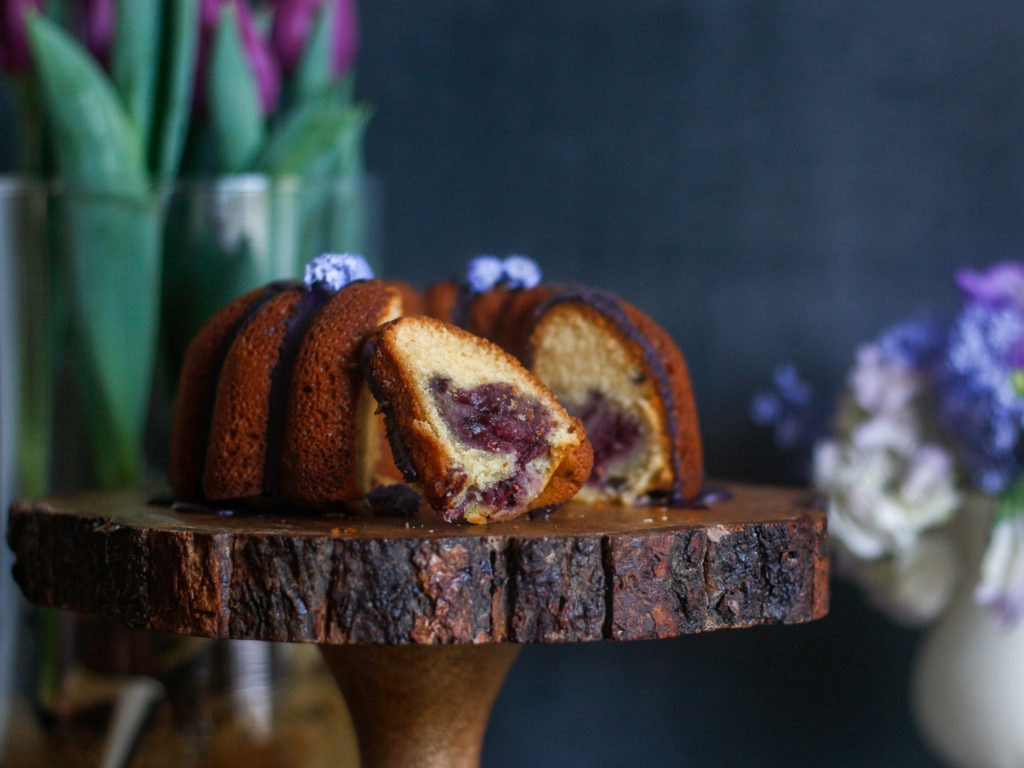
left=530, top=302, right=673, bottom=503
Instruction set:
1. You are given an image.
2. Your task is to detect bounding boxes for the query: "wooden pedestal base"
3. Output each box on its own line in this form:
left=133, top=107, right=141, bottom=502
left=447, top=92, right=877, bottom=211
left=321, top=643, right=520, bottom=768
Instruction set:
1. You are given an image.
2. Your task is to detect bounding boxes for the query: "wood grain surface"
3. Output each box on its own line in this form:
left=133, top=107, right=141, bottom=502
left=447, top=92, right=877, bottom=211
left=7, top=483, right=828, bottom=645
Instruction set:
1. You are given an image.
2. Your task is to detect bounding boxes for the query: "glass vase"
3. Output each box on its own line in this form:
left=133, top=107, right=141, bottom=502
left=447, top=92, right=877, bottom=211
left=160, top=173, right=383, bottom=385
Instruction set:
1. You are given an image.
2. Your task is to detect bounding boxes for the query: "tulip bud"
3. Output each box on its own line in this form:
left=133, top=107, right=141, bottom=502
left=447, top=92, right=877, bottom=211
left=234, top=0, right=280, bottom=114
left=270, top=0, right=318, bottom=73
left=271, top=0, right=358, bottom=77
left=0, top=0, right=42, bottom=73
left=81, top=0, right=114, bottom=66
left=331, top=0, right=357, bottom=76
left=197, top=0, right=280, bottom=116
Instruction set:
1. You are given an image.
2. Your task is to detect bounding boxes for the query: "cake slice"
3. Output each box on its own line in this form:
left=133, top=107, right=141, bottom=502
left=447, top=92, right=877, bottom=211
left=363, top=316, right=593, bottom=523
left=528, top=289, right=704, bottom=505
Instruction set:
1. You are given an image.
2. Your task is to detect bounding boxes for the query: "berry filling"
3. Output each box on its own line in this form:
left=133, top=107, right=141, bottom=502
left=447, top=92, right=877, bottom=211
left=573, top=390, right=642, bottom=485
left=429, top=377, right=550, bottom=464
left=429, top=376, right=551, bottom=514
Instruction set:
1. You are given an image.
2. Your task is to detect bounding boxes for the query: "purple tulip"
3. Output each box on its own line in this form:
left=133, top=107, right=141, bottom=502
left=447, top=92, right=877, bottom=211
left=956, top=262, right=1024, bottom=310
left=271, top=0, right=358, bottom=76
left=80, top=0, right=115, bottom=66
left=199, top=0, right=281, bottom=115
left=0, top=0, right=42, bottom=73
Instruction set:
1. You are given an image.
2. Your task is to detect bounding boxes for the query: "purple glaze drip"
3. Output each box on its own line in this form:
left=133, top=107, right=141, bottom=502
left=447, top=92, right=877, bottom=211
left=364, top=483, right=423, bottom=517
left=573, top=390, right=641, bottom=484
left=429, top=377, right=550, bottom=465
left=263, top=283, right=335, bottom=496
left=192, top=280, right=300, bottom=501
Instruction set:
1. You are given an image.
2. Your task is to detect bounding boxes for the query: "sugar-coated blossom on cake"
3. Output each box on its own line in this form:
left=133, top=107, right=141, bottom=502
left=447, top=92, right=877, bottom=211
left=465, top=254, right=542, bottom=293
left=303, top=252, right=373, bottom=291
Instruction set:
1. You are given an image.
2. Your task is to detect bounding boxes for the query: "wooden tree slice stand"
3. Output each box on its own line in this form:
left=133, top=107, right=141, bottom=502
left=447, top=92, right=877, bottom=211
left=8, top=483, right=828, bottom=768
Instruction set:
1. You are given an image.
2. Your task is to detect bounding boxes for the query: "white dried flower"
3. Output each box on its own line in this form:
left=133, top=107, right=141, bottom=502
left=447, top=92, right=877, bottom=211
left=975, top=515, right=1024, bottom=625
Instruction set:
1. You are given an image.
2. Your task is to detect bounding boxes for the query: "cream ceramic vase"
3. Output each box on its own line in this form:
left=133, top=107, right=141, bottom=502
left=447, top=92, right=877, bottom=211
left=911, top=499, right=1024, bottom=768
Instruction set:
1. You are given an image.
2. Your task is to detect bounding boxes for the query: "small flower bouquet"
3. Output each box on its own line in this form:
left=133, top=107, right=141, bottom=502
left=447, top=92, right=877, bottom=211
left=755, top=263, right=1024, bottom=627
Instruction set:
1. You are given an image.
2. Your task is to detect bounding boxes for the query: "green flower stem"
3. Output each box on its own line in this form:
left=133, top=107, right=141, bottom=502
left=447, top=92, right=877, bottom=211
left=11, top=76, right=44, bottom=175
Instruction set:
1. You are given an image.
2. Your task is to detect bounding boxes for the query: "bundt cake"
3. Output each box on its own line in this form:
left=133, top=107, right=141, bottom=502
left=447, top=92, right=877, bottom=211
left=169, top=254, right=403, bottom=503
left=442, top=256, right=704, bottom=505
left=363, top=315, right=593, bottom=523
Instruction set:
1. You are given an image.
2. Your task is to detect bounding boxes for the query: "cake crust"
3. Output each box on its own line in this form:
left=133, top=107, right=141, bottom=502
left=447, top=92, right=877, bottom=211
left=278, top=281, right=402, bottom=501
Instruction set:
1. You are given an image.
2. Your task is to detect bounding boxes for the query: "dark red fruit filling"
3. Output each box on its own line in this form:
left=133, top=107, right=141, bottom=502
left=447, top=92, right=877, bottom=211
left=429, top=377, right=550, bottom=464
left=430, top=377, right=552, bottom=515
left=573, top=390, right=641, bottom=484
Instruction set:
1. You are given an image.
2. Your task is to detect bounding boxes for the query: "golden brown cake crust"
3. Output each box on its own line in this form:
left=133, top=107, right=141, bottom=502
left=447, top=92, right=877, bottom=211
left=278, top=281, right=400, bottom=501
left=203, top=290, right=302, bottom=499
left=423, top=281, right=458, bottom=324
left=364, top=316, right=592, bottom=522
left=169, top=287, right=268, bottom=501
left=618, top=299, right=704, bottom=501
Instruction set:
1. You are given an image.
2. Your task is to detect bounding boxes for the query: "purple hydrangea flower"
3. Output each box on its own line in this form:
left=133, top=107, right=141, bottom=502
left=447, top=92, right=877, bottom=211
left=750, top=363, right=819, bottom=451
left=938, top=302, right=1024, bottom=494
left=303, top=252, right=372, bottom=290
left=956, top=262, right=1024, bottom=310
left=877, top=317, right=946, bottom=370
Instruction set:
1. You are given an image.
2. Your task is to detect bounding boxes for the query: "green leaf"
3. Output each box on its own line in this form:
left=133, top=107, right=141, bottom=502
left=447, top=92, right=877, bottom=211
left=61, top=192, right=162, bottom=488
left=292, top=1, right=334, bottom=102
left=256, top=100, right=349, bottom=176
left=113, top=0, right=161, bottom=151
left=150, top=0, right=200, bottom=185
left=208, top=4, right=264, bottom=172
left=27, top=13, right=148, bottom=195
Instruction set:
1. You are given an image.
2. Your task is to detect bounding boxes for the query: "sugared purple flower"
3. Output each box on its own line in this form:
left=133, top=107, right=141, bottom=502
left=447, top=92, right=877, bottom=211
left=465, top=254, right=542, bottom=293
left=957, top=262, right=1024, bottom=310
left=465, top=255, right=504, bottom=293
left=0, top=0, right=41, bottom=73
left=271, top=0, right=359, bottom=76
left=501, top=255, right=542, bottom=289
left=303, top=252, right=372, bottom=290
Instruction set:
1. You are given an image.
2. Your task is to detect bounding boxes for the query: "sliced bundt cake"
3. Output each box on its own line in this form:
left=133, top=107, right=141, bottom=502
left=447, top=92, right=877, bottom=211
left=363, top=316, right=593, bottom=523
